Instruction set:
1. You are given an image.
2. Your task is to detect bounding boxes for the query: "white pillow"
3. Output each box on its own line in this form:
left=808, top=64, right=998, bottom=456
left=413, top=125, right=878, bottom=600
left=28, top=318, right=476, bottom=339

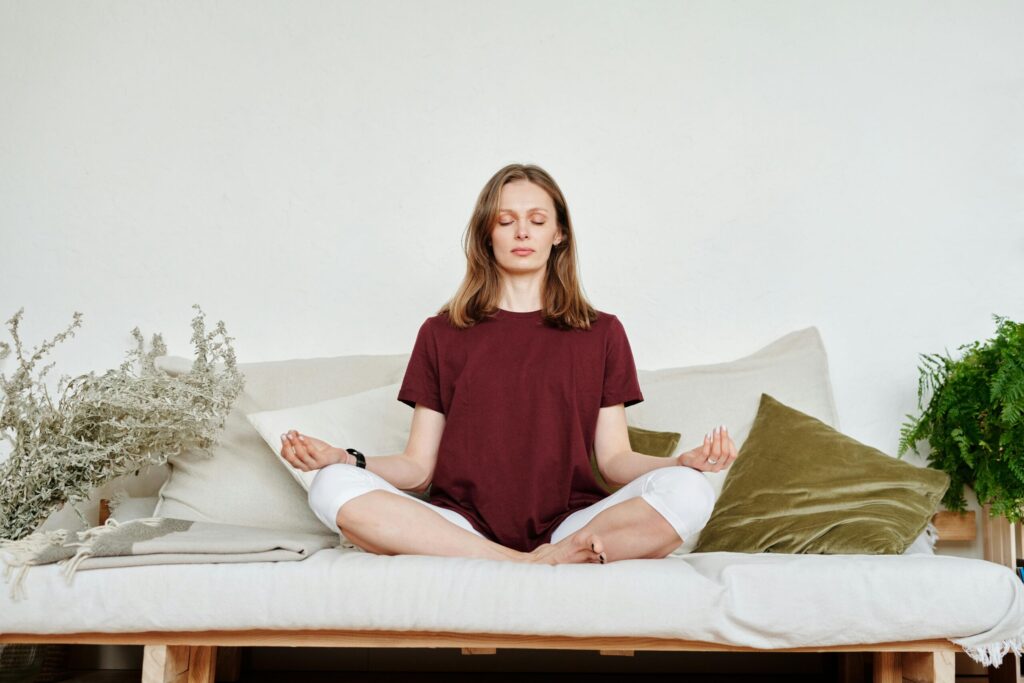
left=246, top=382, right=409, bottom=492
left=152, top=352, right=410, bottom=536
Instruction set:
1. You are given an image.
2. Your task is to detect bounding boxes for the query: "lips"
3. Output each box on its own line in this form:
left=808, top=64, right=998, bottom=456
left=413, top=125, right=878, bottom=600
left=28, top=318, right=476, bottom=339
left=512, top=249, right=535, bottom=255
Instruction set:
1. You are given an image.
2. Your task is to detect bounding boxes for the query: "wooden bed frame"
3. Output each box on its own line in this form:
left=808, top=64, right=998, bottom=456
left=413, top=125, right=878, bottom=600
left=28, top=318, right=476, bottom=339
left=1, top=506, right=1017, bottom=683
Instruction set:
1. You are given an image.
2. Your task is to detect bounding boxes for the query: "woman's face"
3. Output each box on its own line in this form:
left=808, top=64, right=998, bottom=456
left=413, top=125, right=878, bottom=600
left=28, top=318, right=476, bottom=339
left=490, top=180, right=564, bottom=273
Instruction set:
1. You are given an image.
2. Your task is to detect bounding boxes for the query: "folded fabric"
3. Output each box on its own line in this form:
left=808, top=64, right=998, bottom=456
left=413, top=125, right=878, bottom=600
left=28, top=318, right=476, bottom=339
left=0, top=516, right=340, bottom=601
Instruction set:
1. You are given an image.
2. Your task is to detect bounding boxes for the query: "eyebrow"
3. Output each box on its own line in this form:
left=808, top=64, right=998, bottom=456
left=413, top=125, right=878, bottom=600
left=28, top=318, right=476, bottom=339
left=498, top=208, right=548, bottom=214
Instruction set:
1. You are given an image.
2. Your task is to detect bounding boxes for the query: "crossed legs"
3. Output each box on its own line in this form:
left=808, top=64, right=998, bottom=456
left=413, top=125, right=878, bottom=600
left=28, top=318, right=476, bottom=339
left=307, top=463, right=715, bottom=565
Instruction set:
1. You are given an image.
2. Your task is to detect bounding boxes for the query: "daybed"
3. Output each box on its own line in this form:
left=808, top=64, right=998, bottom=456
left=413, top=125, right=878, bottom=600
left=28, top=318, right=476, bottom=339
left=2, top=325, right=1022, bottom=683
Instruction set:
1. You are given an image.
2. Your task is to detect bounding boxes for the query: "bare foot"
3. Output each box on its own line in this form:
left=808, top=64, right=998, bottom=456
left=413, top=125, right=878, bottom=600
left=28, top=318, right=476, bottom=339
left=528, top=529, right=606, bottom=565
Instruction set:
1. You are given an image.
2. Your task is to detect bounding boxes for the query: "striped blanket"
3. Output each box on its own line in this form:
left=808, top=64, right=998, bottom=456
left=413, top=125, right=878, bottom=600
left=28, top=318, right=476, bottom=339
left=0, top=516, right=338, bottom=601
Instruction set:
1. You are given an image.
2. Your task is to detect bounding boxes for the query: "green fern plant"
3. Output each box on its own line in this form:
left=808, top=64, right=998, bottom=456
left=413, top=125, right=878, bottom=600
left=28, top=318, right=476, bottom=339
left=898, top=314, right=1024, bottom=523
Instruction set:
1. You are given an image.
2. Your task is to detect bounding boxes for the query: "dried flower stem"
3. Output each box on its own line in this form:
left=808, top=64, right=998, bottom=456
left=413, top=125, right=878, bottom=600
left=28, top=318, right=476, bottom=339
left=0, top=304, right=244, bottom=541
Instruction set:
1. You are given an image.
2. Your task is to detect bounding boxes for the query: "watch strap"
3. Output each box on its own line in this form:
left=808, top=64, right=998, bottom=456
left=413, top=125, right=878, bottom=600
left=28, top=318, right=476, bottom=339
left=345, top=447, right=366, bottom=468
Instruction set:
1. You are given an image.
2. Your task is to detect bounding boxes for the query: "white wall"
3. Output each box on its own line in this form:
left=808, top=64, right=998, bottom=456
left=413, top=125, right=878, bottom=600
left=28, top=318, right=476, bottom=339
left=2, top=1, right=1022, bottom=562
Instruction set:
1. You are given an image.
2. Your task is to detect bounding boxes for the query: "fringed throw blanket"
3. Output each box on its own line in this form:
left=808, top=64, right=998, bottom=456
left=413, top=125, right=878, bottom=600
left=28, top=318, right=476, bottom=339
left=0, top=516, right=338, bottom=601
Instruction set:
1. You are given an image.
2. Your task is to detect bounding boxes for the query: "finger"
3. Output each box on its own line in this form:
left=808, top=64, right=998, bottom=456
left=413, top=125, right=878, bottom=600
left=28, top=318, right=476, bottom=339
left=293, top=431, right=322, bottom=459
left=696, top=431, right=712, bottom=470
left=708, top=426, right=724, bottom=469
left=710, top=431, right=725, bottom=471
left=288, top=433, right=316, bottom=469
left=280, top=437, right=304, bottom=470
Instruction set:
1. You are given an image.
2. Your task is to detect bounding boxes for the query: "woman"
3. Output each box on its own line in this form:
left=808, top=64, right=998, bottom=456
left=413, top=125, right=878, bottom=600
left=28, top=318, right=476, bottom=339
left=282, top=163, right=738, bottom=565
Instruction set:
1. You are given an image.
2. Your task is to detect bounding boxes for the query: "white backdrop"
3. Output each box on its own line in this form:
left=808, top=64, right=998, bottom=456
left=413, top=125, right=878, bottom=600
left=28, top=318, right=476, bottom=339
left=2, top=1, right=1022, bottom=564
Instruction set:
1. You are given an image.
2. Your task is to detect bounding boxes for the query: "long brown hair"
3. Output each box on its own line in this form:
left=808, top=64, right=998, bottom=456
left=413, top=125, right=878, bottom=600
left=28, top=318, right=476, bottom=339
left=437, top=163, right=598, bottom=331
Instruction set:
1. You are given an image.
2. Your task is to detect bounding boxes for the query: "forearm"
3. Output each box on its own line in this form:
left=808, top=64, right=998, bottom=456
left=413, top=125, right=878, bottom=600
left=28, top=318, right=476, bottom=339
left=343, top=451, right=427, bottom=492
left=600, top=449, right=680, bottom=488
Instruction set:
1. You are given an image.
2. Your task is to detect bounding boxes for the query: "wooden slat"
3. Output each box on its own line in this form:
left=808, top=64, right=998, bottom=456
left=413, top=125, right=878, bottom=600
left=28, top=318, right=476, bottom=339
left=142, top=645, right=189, bottom=683
left=141, top=645, right=216, bottom=683
left=982, top=503, right=1017, bottom=570
left=903, top=650, right=955, bottom=682
left=0, top=629, right=962, bottom=653
left=187, top=645, right=217, bottom=683
left=931, top=510, right=976, bottom=542
left=873, top=651, right=900, bottom=683
left=980, top=502, right=1024, bottom=683
left=98, top=498, right=111, bottom=525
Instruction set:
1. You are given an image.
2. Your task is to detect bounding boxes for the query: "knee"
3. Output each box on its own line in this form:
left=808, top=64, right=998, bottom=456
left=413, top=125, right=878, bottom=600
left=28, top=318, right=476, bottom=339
left=307, top=463, right=368, bottom=527
left=653, top=466, right=717, bottom=531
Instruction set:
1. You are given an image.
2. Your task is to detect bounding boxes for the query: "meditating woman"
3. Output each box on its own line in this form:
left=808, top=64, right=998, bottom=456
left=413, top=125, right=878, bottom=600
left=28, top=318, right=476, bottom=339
left=282, top=163, right=738, bottom=565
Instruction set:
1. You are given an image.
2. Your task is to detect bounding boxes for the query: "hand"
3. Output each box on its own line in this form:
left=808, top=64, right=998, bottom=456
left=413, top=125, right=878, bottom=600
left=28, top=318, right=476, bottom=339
left=279, top=429, right=345, bottom=471
left=676, top=425, right=737, bottom=473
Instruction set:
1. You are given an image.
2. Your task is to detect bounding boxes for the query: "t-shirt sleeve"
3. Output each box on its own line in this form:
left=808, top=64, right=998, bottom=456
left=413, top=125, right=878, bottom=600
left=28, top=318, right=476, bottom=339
left=397, top=319, right=445, bottom=414
left=601, top=315, right=645, bottom=408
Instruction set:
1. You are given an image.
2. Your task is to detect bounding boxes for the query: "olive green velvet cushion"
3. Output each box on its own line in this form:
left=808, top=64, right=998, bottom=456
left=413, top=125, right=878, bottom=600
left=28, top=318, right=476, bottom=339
left=692, top=393, right=950, bottom=554
left=590, top=425, right=681, bottom=494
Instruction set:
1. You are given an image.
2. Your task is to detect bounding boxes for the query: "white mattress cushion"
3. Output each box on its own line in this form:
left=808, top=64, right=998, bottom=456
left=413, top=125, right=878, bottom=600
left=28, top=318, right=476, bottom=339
left=0, top=548, right=1017, bottom=667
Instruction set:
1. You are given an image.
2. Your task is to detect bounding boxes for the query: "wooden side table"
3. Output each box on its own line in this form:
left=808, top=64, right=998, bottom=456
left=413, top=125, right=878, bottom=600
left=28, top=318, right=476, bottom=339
left=979, top=503, right=1023, bottom=683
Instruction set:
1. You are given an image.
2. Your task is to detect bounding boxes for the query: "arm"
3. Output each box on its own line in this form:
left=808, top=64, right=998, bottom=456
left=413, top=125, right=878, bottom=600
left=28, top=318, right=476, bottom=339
left=594, top=404, right=673, bottom=486
left=282, top=404, right=444, bottom=491
left=594, top=405, right=739, bottom=485
left=394, top=403, right=445, bottom=492
left=594, top=404, right=678, bottom=487
left=337, top=404, right=444, bottom=492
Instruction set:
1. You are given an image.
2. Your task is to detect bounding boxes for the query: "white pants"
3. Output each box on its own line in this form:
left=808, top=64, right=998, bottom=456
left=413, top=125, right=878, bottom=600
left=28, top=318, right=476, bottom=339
left=308, top=462, right=716, bottom=548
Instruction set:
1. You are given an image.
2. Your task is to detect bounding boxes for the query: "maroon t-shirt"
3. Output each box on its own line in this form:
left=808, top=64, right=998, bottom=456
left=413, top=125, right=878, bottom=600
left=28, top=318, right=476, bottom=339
left=397, top=308, right=644, bottom=552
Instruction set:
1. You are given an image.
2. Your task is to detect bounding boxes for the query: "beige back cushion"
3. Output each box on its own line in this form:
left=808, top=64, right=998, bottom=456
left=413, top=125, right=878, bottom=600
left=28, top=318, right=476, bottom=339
left=153, top=354, right=410, bottom=536
left=630, top=326, right=838, bottom=496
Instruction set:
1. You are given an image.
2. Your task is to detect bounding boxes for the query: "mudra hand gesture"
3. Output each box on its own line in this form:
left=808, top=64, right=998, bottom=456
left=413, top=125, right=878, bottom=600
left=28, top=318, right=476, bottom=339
left=279, top=429, right=343, bottom=471
left=676, top=425, right=737, bottom=473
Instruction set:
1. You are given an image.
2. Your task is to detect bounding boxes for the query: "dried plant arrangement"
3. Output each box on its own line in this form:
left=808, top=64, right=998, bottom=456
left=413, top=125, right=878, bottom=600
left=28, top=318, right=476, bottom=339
left=0, top=304, right=244, bottom=542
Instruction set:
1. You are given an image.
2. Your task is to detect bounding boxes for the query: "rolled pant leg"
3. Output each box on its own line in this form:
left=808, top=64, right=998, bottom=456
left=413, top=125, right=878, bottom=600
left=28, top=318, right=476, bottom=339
left=307, top=463, right=485, bottom=543
left=549, top=466, right=716, bottom=545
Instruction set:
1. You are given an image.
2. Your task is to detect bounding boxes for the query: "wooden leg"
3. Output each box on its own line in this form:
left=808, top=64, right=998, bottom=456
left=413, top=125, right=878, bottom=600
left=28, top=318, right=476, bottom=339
left=188, top=645, right=217, bottom=683
left=142, top=645, right=218, bottom=683
left=902, top=650, right=955, bottom=683
left=874, top=651, right=955, bottom=683
left=873, top=651, right=901, bottom=683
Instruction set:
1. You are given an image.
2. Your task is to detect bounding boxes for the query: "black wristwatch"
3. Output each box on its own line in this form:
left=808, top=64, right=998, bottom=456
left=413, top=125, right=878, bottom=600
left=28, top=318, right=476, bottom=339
left=346, top=448, right=366, bottom=469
